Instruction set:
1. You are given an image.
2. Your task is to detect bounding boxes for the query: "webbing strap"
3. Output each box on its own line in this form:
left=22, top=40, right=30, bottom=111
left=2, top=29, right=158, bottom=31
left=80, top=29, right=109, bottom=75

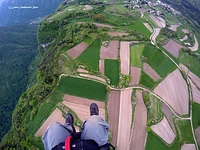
left=65, top=136, right=72, bottom=150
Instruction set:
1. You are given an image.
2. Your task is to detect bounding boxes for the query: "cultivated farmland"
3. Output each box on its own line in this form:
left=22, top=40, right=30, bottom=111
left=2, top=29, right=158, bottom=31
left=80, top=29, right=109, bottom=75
left=169, top=25, right=179, bottom=32
left=129, top=90, right=147, bottom=150
left=195, top=127, right=200, bottom=145
left=117, top=89, right=132, bottom=150
left=162, top=103, right=176, bottom=132
left=129, top=66, right=141, bottom=85
left=35, top=108, right=65, bottom=137
left=163, top=39, right=184, bottom=58
left=149, top=15, right=166, bottom=28
left=190, top=82, right=200, bottom=104
left=104, top=59, right=119, bottom=86
left=77, top=39, right=101, bottom=71
left=107, top=90, right=120, bottom=146
left=143, top=62, right=160, bottom=81
left=58, top=76, right=107, bottom=101
left=67, top=42, right=88, bottom=59
left=154, top=69, right=189, bottom=115
left=151, top=117, right=176, bottom=144
left=100, top=40, right=119, bottom=59
left=120, top=41, right=131, bottom=75
left=181, top=144, right=196, bottom=150
left=130, top=44, right=144, bottom=67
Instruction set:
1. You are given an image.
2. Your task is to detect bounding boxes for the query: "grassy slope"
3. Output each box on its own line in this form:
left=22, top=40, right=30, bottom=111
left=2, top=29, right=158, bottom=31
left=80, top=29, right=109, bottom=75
left=145, top=131, right=180, bottom=150
left=77, top=39, right=101, bottom=71
left=58, top=76, right=107, bottom=101
left=192, top=102, right=200, bottom=129
left=130, top=44, right=144, bottom=67
left=142, top=44, right=176, bottom=78
left=104, top=59, right=119, bottom=86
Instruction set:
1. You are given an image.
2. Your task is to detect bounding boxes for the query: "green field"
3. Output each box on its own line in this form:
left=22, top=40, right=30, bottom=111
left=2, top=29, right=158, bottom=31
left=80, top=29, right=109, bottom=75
left=192, top=102, right=200, bottom=129
left=104, top=59, right=119, bottom=86
left=145, top=131, right=180, bottom=150
left=77, top=39, right=101, bottom=71
left=58, top=76, right=107, bottom=101
left=175, top=119, right=194, bottom=143
left=179, top=51, right=200, bottom=77
left=124, top=20, right=151, bottom=37
left=27, top=103, right=55, bottom=136
left=142, top=44, right=176, bottom=78
left=139, top=71, right=157, bottom=89
left=130, top=44, right=144, bottom=67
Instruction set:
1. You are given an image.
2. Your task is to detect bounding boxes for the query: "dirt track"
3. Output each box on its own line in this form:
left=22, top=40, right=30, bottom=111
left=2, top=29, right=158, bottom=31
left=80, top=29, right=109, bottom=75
left=99, top=59, right=104, bottom=74
left=143, top=62, right=160, bottom=81
left=117, top=89, right=132, bottom=150
left=79, top=73, right=106, bottom=83
left=188, top=35, right=199, bottom=51
left=129, top=66, right=141, bottom=85
left=67, top=42, right=88, bottom=59
left=107, top=90, right=120, bottom=146
left=151, top=28, right=161, bottom=44
left=179, top=64, right=189, bottom=74
left=35, top=108, right=65, bottom=136
left=100, top=40, right=119, bottom=59
left=154, top=69, right=189, bottom=115
left=120, top=41, right=131, bottom=75
left=163, top=39, right=184, bottom=58
left=181, top=144, right=196, bottom=150
left=129, top=90, right=147, bottom=150
left=108, top=32, right=129, bottom=37
left=151, top=117, right=176, bottom=144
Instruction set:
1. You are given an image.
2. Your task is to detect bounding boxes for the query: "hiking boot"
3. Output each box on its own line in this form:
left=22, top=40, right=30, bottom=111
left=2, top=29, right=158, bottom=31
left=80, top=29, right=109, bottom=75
left=65, top=113, right=76, bottom=135
left=65, top=113, right=74, bottom=126
left=90, top=103, right=99, bottom=116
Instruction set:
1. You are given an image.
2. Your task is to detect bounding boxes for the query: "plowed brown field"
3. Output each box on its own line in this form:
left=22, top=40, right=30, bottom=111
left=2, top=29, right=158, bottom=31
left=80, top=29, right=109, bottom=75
left=117, top=89, right=132, bottom=150
left=129, top=66, right=141, bottom=85
left=107, top=90, right=120, bottom=146
left=35, top=108, right=65, bottom=136
left=151, top=117, right=176, bottom=144
left=154, top=69, right=189, bottom=115
left=143, top=62, right=160, bottom=81
left=108, top=32, right=129, bottom=37
left=100, top=40, right=119, bottom=59
left=67, top=42, right=88, bottom=59
left=120, top=41, right=131, bottom=75
left=129, top=90, right=147, bottom=150
left=163, top=39, right=184, bottom=58
left=99, top=59, right=104, bottom=74
left=181, top=144, right=196, bottom=150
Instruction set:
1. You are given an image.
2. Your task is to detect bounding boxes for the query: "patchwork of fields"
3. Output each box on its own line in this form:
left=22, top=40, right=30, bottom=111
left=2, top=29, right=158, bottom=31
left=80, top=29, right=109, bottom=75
left=29, top=2, right=200, bottom=150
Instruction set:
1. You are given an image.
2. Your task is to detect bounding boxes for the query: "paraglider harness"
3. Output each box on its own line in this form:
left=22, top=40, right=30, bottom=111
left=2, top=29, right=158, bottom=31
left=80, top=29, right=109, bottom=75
left=52, top=132, right=115, bottom=150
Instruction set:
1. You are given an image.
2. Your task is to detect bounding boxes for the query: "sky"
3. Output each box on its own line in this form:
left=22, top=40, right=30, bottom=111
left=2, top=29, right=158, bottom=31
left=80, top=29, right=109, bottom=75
left=0, top=0, right=5, bottom=6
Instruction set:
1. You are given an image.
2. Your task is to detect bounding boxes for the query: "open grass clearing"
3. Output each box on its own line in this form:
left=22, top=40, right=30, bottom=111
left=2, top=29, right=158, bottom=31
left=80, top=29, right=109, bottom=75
left=58, top=76, right=107, bottom=101
left=27, top=103, right=56, bottom=136
left=77, top=39, right=101, bottom=71
left=175, top=118, right=194, bottom=143
left=130, top=44, right=144, bottom=67
left=104, top=59, right=119, bottom=86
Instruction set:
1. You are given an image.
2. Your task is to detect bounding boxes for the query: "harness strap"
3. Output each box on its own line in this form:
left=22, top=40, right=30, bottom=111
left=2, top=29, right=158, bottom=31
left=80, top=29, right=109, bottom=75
left=65, top=136, right=72, bottom=150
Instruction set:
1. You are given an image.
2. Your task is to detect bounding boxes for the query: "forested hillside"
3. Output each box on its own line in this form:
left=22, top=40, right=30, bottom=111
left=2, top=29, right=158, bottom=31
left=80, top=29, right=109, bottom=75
left=0, top=25, right=38, bottom=141
left=0, top=0, right=64, bottom=25
left=162, top=0, right=200, bottom=28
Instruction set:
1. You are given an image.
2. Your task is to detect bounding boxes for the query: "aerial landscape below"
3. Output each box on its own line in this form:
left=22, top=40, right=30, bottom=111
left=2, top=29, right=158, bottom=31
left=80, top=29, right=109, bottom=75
left=1, top=0, right=200, bottom=149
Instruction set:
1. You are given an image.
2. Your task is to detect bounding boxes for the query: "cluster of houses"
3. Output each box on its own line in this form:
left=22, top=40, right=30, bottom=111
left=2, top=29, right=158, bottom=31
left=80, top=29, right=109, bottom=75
left=125, top=0, right=181, bottom=16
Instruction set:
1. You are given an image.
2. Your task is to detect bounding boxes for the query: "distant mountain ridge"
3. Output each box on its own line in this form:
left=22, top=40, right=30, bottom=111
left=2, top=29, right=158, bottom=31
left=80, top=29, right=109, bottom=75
left=0, top=0, right=65, bottom=25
